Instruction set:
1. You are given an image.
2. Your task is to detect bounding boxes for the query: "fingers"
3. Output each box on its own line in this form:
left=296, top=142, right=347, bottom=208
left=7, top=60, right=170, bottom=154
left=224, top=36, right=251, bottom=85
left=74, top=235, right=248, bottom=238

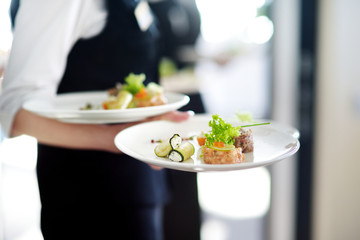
left=149, top=164, right=164, bottom=170
left=147, top=110, right=194, bottom=122
left=167, top=110, right=194, bottom=122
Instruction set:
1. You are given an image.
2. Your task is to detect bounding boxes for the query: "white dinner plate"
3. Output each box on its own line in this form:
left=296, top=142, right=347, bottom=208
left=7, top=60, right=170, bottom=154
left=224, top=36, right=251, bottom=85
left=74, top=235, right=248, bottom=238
left=23, top=91, right=190, bottom=124
left=114, top=115, right=300, bottom=172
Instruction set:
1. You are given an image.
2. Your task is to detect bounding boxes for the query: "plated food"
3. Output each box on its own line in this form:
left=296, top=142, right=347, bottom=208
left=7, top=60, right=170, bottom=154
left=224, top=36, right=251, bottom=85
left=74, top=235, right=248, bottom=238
left=82, top=73, right=167, bottom=110
left=23, top=91, right=189, bottom=124
left=197, top=115, right=269, bottom=164
left=153, top=114, right=269, bottom=165
left=114, top=114, right=300, bottom=172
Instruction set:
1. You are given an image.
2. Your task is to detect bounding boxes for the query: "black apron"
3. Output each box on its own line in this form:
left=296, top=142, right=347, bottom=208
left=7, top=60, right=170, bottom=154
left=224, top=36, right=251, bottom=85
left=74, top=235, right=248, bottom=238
left=36, top=0, right=169, bottom=238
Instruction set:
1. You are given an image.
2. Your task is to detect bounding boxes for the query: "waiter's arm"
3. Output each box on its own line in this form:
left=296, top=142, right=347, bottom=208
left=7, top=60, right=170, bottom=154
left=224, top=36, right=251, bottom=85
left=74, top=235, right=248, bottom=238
left=11, top=108, right=192, bottom=153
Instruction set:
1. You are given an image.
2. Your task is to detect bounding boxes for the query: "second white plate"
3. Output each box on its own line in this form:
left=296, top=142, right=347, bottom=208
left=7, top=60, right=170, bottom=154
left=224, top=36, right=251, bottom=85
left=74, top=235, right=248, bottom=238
left=23, top=91, right=190, bottom=124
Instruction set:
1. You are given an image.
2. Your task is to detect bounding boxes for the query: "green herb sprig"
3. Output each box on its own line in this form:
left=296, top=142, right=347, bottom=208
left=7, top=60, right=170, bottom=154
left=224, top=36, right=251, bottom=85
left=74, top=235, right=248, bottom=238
left=240, top=122, right=270, bottom=128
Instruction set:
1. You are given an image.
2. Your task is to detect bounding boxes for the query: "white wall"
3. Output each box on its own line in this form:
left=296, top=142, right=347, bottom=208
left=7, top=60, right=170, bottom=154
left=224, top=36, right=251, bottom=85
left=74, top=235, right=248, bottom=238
left=313, top=0, right=360, bottom=240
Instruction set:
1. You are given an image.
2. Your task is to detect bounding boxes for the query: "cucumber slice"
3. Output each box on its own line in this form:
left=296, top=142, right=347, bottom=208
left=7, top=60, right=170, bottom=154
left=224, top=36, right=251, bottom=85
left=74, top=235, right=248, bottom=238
left=168, top=142, right=195, bottom=162
left=169, top=134, right=182, bottom=149
left=116, top=91, right=133, bottom=109
left=106, top=91, right=133, bottom=109
left=154, top=134, right=182, bottom=157
left=154, top=141, right=172, bottom=157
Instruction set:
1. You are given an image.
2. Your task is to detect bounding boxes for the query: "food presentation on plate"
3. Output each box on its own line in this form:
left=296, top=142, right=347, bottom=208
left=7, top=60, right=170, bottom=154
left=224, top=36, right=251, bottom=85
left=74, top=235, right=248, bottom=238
left=114, top=113, right=300, bottom=172
left=22, top=73, right=189, bottom=124
left=81, top=73, right=167, bottom=110
left=153, top=114, right=270, bottom=165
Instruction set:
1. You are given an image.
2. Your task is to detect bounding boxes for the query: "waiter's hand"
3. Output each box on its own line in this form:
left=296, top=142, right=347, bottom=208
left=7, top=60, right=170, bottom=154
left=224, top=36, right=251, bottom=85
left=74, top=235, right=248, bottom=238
left=149, top=165, right=164, bottom=170
left=145, top=110, right=194, bottom=122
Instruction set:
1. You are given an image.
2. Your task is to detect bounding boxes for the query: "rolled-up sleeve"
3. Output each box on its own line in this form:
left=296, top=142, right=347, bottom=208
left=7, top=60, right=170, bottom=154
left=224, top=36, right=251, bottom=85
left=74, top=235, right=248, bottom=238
left=0, top=0, right=107, bottom=137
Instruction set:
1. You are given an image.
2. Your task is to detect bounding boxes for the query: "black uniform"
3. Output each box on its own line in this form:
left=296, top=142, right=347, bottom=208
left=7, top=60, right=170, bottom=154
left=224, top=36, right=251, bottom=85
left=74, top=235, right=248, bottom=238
left=37, top=1, right=167, bottom=239
left=10, top=0, right=203, bottom=239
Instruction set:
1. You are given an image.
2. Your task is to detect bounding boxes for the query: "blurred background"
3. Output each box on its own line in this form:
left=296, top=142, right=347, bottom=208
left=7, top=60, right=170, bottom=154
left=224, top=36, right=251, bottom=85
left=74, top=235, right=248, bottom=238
left=1, top=0, right=360, bottom=240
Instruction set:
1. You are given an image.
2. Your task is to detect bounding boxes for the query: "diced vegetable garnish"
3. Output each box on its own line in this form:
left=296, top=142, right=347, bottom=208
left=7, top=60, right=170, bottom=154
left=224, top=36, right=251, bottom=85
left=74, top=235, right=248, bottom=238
left=213, top=141, right=225, bottom=148
left=196, top=136, right=206, bottom=146
left=134, top=88, right=147, bottom=99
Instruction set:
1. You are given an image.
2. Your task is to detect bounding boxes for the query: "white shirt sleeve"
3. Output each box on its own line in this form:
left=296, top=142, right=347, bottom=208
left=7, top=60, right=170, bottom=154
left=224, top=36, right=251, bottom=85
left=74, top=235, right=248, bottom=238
left=0, top=0, right=107, bottom=137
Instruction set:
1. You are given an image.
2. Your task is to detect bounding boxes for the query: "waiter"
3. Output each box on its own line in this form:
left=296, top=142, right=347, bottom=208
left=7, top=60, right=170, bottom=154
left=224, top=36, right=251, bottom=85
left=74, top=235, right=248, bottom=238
left=0, top=0, right=199, bottom=239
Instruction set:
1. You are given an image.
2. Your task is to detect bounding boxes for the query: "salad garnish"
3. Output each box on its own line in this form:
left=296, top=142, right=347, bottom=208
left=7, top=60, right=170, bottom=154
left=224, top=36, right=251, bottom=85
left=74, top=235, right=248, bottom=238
left=204, top=114, right=240, bottom=147
left=123, top=73, right=146, bottom=95
left=202, top=114, right=270, bottom=149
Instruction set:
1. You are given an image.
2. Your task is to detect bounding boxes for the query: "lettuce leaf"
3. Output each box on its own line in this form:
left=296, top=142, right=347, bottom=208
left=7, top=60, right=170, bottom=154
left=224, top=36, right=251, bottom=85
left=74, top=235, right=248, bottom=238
left=123, top=73, right=146, bottom=95
left=205, top=114, right=240, bottom=147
